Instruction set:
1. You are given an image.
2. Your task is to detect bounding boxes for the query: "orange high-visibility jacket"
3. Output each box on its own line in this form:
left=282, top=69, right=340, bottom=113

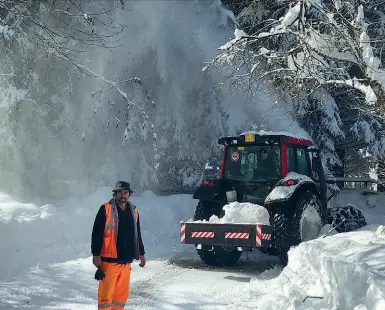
left=100, top=201, right=139, bottom=259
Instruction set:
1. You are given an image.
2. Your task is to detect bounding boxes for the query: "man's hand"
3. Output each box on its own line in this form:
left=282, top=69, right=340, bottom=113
left=94, top=266, right=105, bottom=281
left=93, top=255, right=101, bottom=267
left=139, top=255, right=146, bottom=267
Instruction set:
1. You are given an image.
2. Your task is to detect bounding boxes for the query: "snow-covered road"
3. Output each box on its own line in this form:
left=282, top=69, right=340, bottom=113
left=0, top=249, right=280, bottom=309
left=1, top=187, right=385, bottom=309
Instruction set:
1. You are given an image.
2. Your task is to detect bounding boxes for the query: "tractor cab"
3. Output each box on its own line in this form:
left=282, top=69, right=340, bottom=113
left=195, top=131, right=322, bottom=206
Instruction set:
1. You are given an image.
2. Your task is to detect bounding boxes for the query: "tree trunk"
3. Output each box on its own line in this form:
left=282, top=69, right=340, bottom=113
left=378, top=158, right=385, bottom=192
left=335, top=148, right=345, bottom=189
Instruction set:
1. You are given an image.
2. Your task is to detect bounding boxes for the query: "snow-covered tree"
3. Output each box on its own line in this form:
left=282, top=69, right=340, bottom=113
left=1, top=1, right=124, bottom=58
left=208, top=0, right=385, bottom=179
left=0, top=0, right=238, bottom=199
left=0, top=0, right=160, bottom=198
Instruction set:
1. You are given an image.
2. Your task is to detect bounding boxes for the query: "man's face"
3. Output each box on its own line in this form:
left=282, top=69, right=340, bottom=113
left=116, top=189, right=130, bottom=204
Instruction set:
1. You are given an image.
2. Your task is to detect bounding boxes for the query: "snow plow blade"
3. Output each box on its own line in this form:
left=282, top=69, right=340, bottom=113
left=180, top=221, right=272, bottom=248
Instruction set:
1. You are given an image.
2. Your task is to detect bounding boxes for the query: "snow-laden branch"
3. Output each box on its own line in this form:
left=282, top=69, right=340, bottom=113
left=52, top=53, right=157, bottom=149
left=54, top=54, right=144, bottom=111
left=325, top=78, right=377, bottom=105
left=218, top=29, right=247, bottom=50
left=354, top=5, right=385, bottom=99
left=209, top=0, right=385, bottom=108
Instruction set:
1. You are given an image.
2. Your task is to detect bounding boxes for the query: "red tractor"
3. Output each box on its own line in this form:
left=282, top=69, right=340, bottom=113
left=180, top=131, right=367, bottom=266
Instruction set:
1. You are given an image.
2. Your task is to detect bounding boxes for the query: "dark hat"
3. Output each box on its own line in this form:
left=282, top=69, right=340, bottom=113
left=112, top=181, right=133, bottom=194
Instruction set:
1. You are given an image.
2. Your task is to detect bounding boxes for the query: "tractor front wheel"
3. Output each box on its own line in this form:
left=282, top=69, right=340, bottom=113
left=273, top=190, right=324, bottom=266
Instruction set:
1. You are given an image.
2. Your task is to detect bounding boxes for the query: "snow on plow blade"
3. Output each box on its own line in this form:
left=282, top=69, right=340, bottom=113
left=180, top=221, right=272, bottom=248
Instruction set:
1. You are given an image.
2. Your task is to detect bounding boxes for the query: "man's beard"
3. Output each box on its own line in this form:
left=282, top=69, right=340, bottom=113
left=119, top=197, right=127, bottom=203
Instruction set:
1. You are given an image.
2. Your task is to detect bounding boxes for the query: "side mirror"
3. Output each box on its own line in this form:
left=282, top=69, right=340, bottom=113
left=204, top=162, right=219, bottom=179
left=205, top=162, right=214, bottom=170
left=312, top=157, right=318, bottom=169
left=307, top=147, right=320, bottom=154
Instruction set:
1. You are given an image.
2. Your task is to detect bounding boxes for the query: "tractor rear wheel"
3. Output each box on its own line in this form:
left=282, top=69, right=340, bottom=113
left=273, top=190, right=323, bottom=266
left=193, top=201, right=242, bottom=267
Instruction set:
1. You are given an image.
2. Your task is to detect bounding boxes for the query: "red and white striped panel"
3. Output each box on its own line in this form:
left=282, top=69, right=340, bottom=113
left=180, top=222, right=186, bottom=244
left=191, top=231, right=215, bottom=238
left=261, top=233, right=271, bottom=240
left=225, top=232, right=250, bottom=239
left=255, top=224, right=262, bottom=247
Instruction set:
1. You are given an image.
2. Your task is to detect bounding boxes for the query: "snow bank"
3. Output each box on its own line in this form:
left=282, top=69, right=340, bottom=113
left=231, top=230, right=385, bottom=309
left=0, top=193, right=55, bottom=223
left=227, top=189, right=385, bottom=309
left=376, top=225, right=385, bottom=236
left=0, top=188, right=196, bottom=281
left=58, top=187, right=197, bottom=259
left=208, top=202, right=270, bottom=225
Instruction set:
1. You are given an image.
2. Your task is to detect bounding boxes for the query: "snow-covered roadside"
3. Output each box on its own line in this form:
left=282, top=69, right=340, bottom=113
left=233, top=228, right=385, bottom=310
left=334, top=190, right=385, bottom=228
left=0, top=252, right=277, bottom=310
left=231, top=189, right=385, bottom=310
left=2, top=187, right=385, bottom=309
left=0, top=188, right=196, bottom=281
left=0, top=183, right=276, bottom=309
left=3, top=227, right=385, bottom=309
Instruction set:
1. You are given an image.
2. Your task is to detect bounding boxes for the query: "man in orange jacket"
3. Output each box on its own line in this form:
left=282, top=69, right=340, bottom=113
left=91, top=181, right=146, bottom=310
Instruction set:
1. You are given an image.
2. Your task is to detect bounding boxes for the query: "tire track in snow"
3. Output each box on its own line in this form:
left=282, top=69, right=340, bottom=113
left=130, top=259, right=235, bottom=309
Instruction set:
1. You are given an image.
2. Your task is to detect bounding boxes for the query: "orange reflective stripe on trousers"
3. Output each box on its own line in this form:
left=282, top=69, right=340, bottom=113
left=98, top=262, right=131, bottom=310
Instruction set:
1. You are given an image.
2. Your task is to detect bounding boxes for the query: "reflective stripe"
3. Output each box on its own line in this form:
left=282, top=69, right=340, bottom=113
left=134, top=208, right=138, bottom=221
left=98, top=303, right=112, bottom=308
left=109, top=206, right=115, bottom=231
left=105, top=204, right=116, bottom=230
left=101, top=202, right=118, bottom=258
left=112, top=300, right=126, bottom=307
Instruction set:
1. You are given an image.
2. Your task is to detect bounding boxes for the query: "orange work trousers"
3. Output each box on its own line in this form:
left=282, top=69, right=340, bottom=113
left=97, top=261, right=132, bottom=310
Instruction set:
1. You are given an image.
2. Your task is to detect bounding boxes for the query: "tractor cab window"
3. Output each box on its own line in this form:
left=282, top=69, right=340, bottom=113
left=287, top=147, right=310, bottom=176
left=224, top=146, right=281, bottom=181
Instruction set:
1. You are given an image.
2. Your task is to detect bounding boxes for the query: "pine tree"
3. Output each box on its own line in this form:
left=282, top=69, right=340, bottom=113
left=207, top=0, right=385, bottom=178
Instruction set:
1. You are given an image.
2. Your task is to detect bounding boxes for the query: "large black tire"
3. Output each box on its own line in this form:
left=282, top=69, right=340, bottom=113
left=329, top=204, right=367, bottom=232
left=273, top=190, right=324, bottom=266
left=194, top=201, right=242, bottom=267
left=193, top=201, right=217, bottom=221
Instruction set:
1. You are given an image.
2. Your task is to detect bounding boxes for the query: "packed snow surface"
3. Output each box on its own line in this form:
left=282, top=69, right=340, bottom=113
left=208, top=201, right=270, bottom=225
left=1, top=187, right=385, bottom=309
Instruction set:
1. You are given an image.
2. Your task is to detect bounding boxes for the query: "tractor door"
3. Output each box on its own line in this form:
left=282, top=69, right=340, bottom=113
left=284, top=143, right=327, bottom=208
left=307, top=149, right=328, bottom=209
left=286, top=146, right=312, bottom=177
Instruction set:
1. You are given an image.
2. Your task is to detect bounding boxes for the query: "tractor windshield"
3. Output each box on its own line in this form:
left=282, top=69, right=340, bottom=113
left=224, top=145, right=281, bottom=181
